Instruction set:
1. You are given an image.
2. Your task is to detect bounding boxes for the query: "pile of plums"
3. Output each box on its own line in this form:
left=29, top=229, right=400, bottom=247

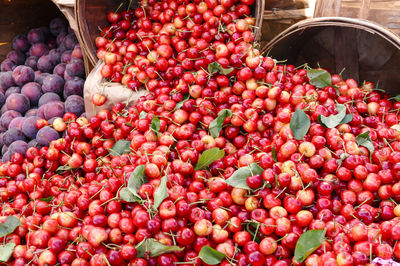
left=0, top=18, right=86, bottom=162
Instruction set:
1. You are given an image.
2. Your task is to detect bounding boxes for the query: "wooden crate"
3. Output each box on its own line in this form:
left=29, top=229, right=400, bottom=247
left=315, top=0, right=400, bottom=36
left=260, top=0, right=317, bottom=46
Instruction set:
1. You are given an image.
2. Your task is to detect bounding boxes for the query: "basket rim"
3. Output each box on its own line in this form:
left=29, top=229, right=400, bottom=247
left=75, top=0, right=98, bottom=67
left=262, top=17, right=400, bottom=53
left=254, top=0, right=265, bottom=44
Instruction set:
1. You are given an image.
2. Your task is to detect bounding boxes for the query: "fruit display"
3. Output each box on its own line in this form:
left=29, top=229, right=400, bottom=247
left=0, top=18, right=86, bottom=162
left=1, top=0, right=400, bottom=265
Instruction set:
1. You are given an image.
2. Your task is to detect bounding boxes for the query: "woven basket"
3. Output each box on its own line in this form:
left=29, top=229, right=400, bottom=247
left=315, top=0, right=400, bottom=37
left=262, top=17, right=400, bottom=96
left=76, top=0, right=265, bottom=69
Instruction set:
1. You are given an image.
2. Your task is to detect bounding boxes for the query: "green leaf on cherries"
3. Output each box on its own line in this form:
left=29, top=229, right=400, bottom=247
left=294, top=229, right=326, bottom=263
left=198, top=246, right=226, bottom=265
left=307, top=69, right=332, bottom=89
left=290, top=108, right=310, bottom=140
left=153, top=176, right=169, bottom=210
left=174, top=94, right=190, bottom=111
left=209, top=109, right=232, bottom=138
left=225, top=163, right=264, bottom=190
left=109, top=140, right=131, bottom=156
left=195, top=147, right=225, bottom=170
left=119, top=165, right=147, bottom=203
left=390, top=95, right=400, bottom=102
left=271, top=147, right=277, bottom=162
left=337, top=152, right=349, bottom=169
left=208, top=62, right=234, bottom=76
left=318, top=104, right=348, bottom=128
left=341, top=113, right=353, bottom=124
left=139, top=111, right=147, bottom=119
left=0, top=216, right=20, bottom=238
left=119, top=188, right=139, bottom=203
left=128, top=165, right=147, bottom=198
left=56, top=165, right=74, bottom=172
left=356, top=131, right=375, bottom=154
left=0, top=243, right=16, bottom=263
left=39, top=196, right=54, bottom=203
left=150, top=115, right=161, bottom=136
left=136, top=238, right=183, bottom=258
left=245, top=220, right=261, bottom=242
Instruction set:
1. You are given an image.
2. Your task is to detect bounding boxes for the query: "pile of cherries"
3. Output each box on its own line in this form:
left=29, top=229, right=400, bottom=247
left=2, top=0, right=400, bottom=265
left=93, top=0, right=256, bottom=90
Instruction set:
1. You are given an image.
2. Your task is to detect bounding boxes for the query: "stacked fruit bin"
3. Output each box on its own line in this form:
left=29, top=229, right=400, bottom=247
left=1, top=0, right=400, bottom=265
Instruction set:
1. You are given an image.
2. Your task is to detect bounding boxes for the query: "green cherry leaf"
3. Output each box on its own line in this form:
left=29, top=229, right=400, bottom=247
left=198, top=246, right=226, bottom=265
left=307, top=69, right=332, bottom=88
left=139, top=111, right=148, bottom=119
left=153, top=176, right=169, bottom=210
left=127, top=165, right=147, bottom=198
left=318, top=104, right=347, bottom=128
left=56, top=165, right=74, bottom=172
left=225, top=163, right=264, bottom=190
left=39, top=196, right=54, bottom=203
left=390, top=95, right=400, bottom=102
left=208, top=62, right=234, bottom=76
left=136, top=238, right=183, bottom=258
left=173, top=94, right=190, bottom=111
left=194, top=147, right=225, bottom=170
left=119, top=165, right=147, bottom=203
left=0, top=243, right=16, bottom=263
left=294, top=229, right=326, bottom=263
left=290, top=108, right=310, bottom=140
left=340, top=113, right=353, bottom=124
left=119, top=188, right=139, bottom=203
left=110, top=140, right=131, bottom=156
left=271, top=147, right=277, bottom=162
left=150, top=116, right=161, bottom=136
left=356, top=131, right=375, bottom=154
left=0, top=216, right=20, bottom=238
left=209, top=109, right=232, bottom=138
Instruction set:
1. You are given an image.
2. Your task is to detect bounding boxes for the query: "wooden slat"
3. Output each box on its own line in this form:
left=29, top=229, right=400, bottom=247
left=266, top=0, right=297, bottom=9
left=265, top=0, right=312, bottom=9
left=53, top=0, right=75, bottom=7
left=315, top=0, right=400, bottom=35
left=359, top=0, right=371, bottom=19
left=334, top=27, right=359, bottom=82
left=314, top=0, right=343, bottom=16
left=261, top=0, right=316, bottom=43
left=263, top=8, right=314, bottom=20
